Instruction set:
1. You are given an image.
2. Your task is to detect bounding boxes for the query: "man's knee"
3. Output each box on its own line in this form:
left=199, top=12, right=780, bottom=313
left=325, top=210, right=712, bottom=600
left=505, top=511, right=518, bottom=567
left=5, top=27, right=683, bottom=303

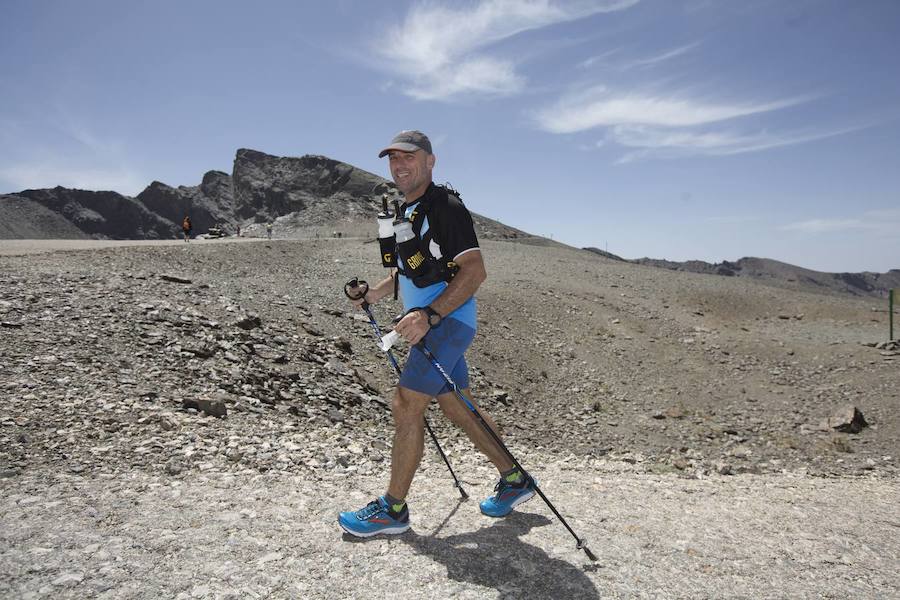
left=436, top=389, right=472, bottom=425
left=392, top=387, right=431, bottom=421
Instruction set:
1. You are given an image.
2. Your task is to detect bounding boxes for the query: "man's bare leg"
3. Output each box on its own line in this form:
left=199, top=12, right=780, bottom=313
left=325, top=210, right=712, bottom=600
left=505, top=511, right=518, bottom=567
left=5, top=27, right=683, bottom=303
left=436, top=387, right=513, bottom=473
left=387, top=386, right=432, bottom=501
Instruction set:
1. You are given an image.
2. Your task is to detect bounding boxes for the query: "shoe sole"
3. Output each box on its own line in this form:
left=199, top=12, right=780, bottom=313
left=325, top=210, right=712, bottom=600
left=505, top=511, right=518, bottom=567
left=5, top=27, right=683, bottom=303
left=339, top=520, right=411, bottom=538
left=480, top=488, right=536, bottom=518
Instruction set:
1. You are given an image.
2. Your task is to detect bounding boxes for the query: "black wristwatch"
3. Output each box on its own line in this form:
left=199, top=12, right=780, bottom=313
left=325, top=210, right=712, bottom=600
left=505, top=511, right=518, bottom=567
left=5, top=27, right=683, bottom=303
left=422, top=306, right=442, bottom=328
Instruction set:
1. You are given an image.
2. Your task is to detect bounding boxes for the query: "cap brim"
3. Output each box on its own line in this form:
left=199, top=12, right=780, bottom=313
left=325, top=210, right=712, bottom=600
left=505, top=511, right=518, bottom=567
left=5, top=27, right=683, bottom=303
left=378, top=143, right=421, bottom=158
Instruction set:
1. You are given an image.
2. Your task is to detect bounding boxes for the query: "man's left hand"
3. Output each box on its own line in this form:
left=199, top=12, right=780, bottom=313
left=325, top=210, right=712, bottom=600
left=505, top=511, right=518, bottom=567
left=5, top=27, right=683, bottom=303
left=394, top=309, right=429, bottom=345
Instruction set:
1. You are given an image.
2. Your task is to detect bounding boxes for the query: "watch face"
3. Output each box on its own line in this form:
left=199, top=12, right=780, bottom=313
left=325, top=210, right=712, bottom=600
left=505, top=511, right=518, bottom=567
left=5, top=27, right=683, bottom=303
left=429, top=313, right=440, bottom=326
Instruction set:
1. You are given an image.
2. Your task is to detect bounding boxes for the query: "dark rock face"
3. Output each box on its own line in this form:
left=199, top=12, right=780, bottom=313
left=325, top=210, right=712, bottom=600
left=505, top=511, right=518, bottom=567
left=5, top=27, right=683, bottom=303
left=15, top=187, right=177, bottom=239
left=231, top=149, right=385, bottom=222
left=137, top=170, right=235, bottom=235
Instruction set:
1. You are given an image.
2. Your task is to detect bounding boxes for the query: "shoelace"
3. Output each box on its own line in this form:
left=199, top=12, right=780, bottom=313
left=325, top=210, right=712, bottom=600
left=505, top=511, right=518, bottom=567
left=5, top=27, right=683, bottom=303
left=492, top=474, right=533, bottom=500
left=355, top=500, right=386, bottom=520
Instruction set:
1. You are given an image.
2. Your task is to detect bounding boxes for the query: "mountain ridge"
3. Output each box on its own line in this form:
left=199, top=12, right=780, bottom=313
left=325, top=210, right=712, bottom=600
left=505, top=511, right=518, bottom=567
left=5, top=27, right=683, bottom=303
left=1, top=149, right=895, bottom=298
left=583, top=248, right=899, bottom=298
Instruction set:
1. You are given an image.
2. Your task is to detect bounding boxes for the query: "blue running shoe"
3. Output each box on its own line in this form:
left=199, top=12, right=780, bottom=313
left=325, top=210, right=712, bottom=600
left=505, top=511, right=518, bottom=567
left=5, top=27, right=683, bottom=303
left=339, top=496, right=410, bottom=538
left=480, top=475, right=536, bottom=517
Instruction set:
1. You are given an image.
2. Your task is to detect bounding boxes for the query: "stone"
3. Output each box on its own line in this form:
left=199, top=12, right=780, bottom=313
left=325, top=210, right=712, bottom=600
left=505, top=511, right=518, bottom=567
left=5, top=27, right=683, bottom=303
left=195, top=397, right=227, bottom=418
left=235, top=314, right=262, bottom=330
left=823, top=405, right=868, bottom=434
left=160, top=274, right=192, bottom=284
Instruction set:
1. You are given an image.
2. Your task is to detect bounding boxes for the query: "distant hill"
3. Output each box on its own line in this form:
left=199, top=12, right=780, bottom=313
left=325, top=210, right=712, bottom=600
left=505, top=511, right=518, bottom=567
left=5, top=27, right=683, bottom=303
left=0, top=194, right=89, bottom=239
left=583, top=249, right=899, bottom=298
left=0, top=149, right=534, bottom=243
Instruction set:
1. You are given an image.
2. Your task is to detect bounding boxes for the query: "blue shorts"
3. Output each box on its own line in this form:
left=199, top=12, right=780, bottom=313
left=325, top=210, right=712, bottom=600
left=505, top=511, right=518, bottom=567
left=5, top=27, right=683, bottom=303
left=399, top=318, right=476, bottom=397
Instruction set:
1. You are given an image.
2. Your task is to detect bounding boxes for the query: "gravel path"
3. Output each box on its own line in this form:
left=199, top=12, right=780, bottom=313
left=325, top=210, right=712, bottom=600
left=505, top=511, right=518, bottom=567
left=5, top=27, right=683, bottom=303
left=2, top=238, right=898, bottom=599
left=2, top=456, right=897, bottom=599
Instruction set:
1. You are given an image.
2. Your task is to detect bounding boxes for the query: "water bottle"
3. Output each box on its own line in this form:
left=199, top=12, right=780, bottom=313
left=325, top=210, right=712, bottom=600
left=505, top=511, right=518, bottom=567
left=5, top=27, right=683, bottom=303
left=393, top=200, right=415, bottom=244
left=377, top=195, right=396, bottom=268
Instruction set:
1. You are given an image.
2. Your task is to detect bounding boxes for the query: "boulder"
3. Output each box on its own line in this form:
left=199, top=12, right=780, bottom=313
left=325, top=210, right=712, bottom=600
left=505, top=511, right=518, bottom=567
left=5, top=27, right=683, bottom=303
left=822, top=405, right=868, bottom=434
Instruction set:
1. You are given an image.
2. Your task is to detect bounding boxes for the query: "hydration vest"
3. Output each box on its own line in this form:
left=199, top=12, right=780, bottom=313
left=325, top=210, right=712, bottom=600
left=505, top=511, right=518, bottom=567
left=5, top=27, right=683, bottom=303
left=396, top=184, right=462, bottom=289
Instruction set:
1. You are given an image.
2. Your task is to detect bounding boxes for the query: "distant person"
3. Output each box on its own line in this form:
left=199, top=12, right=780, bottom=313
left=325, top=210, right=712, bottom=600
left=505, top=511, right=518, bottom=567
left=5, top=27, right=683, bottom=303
left=339, top=130, right=533, bottom=538
left=266, top=222, right=273, bottom=240
left=182, top=216, right=192, bottom=242
left=236, top=225, right=242, bottom=237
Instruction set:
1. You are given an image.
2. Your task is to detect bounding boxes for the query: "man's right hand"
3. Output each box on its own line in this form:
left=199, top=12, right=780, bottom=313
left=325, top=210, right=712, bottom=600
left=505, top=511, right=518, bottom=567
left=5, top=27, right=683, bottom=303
left=344, top=278, right=370, bottom=309
left=349, top=290, right=370, bottom=309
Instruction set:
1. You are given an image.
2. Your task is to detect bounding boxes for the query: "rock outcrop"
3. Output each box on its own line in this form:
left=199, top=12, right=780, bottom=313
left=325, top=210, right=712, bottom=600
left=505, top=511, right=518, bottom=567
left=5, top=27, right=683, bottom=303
left=137, top=170, right=235, bottom=235
left=231, top=149, right=387, bottom=222
left=13, top=187, right=177, bottom=239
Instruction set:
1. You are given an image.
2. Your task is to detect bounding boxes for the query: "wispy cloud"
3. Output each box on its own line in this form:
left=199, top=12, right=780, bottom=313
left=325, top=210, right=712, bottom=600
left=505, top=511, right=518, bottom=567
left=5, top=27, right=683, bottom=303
left=610, top=122, right=867, bottom=163
left=578, top=48, right=622, bottom=69
left=534, top=86, right=811, bottom=133
left=782, top=209, right=900, bottom=235
left=621, top=42, right=700, bottom=69
left=375, top=0, right=639, bottom=101
left=531, top=81, right=868, bottom=162
left=581, top=42, right=700, bottom=71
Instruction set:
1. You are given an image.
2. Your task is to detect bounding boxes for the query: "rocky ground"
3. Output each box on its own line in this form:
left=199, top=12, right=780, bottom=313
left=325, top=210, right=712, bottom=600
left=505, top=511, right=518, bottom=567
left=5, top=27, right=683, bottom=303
left=1, top=237, right=898, bottom=598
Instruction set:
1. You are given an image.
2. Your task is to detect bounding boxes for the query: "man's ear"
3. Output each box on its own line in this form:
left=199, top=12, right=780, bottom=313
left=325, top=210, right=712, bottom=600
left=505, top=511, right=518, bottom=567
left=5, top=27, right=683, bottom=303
left=427, top=153, right=436, bottom=169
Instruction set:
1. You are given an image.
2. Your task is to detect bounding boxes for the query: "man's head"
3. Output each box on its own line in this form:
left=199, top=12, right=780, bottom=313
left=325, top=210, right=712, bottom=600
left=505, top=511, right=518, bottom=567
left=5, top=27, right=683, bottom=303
left=379, top=130, right=435, bottom=200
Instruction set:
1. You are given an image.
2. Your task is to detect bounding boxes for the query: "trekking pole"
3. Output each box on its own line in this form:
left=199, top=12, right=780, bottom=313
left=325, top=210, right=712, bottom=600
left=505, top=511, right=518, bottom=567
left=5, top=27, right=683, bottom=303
left=415, top=340, right=598, bottom=562
left=344, top=278, right=468, bottom=500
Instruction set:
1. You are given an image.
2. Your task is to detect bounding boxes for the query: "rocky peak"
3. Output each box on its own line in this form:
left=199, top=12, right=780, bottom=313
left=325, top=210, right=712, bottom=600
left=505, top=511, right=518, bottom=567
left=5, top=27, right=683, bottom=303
left=201, top=170, right=230, bottom=186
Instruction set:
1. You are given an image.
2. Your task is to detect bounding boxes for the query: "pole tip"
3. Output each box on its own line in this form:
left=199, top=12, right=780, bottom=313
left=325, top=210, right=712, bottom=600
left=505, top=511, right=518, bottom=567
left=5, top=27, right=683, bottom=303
left=457, top=485, right=469, bottom=500
left=578, top=539, right=598, bottom=562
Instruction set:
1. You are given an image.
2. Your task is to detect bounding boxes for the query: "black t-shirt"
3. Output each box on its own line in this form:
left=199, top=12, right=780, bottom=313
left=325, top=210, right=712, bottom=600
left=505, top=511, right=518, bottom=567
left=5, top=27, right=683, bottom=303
left=410, top=183, right=479, bottom=262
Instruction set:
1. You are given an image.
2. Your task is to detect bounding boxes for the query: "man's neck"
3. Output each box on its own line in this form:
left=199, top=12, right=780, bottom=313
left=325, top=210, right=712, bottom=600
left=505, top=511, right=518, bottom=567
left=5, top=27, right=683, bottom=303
left=402, top=181, right=433, bottom=206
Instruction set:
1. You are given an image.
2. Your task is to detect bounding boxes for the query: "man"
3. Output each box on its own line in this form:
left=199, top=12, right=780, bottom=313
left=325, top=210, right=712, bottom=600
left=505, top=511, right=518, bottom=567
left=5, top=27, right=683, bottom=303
left=182, top=216, right=192, bottom=242
left=339, top=130, right=535, bottom=538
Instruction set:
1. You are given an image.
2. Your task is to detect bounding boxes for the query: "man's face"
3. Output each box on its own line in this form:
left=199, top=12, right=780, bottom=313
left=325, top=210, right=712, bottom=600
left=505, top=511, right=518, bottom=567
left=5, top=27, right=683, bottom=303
left=388, top=149, right=435, bottom=199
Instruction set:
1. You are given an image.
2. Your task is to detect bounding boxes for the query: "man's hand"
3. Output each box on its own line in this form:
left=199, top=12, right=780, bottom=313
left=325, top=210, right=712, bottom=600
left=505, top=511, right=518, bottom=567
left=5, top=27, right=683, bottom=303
left=348, top=290, right=370, bottom=309
left=394, top=309, right=430, bottom=345
left=344, top=279, right=371, bottom=310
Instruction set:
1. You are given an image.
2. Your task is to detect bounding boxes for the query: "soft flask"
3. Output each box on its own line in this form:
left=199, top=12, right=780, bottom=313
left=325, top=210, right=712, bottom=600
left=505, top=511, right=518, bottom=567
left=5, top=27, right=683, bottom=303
left=377, top=194, right=397, bottom=268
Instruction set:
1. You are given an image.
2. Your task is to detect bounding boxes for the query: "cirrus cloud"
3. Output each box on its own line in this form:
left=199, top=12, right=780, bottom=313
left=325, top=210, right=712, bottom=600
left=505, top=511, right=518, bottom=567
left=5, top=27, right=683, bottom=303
left=374, top=0, right=639, bottom=101
left=533, top=86, right=812, bottom=133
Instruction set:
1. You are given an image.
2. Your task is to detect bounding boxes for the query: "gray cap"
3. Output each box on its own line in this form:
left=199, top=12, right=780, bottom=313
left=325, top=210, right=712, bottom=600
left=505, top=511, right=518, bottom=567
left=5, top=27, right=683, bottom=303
left=378, top=130, right=432, bottom=158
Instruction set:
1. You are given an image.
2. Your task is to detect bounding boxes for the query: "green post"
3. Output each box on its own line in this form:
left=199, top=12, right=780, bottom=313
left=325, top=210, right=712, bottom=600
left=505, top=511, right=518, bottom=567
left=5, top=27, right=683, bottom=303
left=891, top=289, right=895, bottom=341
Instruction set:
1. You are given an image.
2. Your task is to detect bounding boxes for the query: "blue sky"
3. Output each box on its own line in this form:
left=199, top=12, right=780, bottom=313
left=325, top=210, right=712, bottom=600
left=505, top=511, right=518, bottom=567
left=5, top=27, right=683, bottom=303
left=2, top=0, right=898, bottom=272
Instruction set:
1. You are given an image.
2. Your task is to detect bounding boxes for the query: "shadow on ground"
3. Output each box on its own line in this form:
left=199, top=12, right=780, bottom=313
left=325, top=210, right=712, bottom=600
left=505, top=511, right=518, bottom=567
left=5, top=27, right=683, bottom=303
left=402, top=507, right=600, bottom=599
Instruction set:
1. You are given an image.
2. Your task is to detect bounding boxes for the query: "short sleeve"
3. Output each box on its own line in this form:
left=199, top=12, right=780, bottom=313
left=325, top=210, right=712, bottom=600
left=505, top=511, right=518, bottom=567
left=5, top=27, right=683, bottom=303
left=431, top=194, right=480, bottom=260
